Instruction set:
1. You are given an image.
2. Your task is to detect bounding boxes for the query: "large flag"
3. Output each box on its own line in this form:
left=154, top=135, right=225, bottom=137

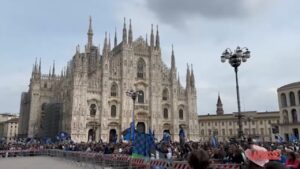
left=179, top=127, right=186, bottom=146
left=148, top=129, right=156, bottom=149
left=274, top=134, right=283, bottom=143
left=132, top=132, right=153, bottom=157
left=122, top=128, right=131, bottom=141
left=162, top=132, right=171, bottom=143
left=210, top=135, right=218, bottom=148
left=289, top=134, right=298, bottom=143
left=55, top=131, right=70, bottom=142
left=179, top=128, right=186, bottom=138
left=130, top=121, right=135, bottom=142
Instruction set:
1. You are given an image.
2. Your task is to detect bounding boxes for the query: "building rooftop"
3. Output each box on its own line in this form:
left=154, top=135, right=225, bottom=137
left=0, top=113, right=17, bottom=117
left=278, top=81, right=300, bottom=91
left=198, top=111, right=279, bottom=120
left=4, top=118, right=19, bottom=123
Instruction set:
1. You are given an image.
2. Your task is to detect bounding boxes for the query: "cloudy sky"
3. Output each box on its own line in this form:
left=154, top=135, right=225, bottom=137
left=1, top=0, right=299, bottom=115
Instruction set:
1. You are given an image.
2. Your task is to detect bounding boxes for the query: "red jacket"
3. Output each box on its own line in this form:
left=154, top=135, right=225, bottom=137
left=286, top=159, right=300, bottom=169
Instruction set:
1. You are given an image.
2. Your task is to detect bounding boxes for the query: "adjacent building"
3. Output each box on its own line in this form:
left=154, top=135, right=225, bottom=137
left=199, top=95, right=280, bottom=142
left=18, top=18, right=199, bottom=142
left=0, top=113, right=16, bottom=123
left=2, top=118, right=19, bottom=143
left=0, top=113, right=18, bottom=143
left=277, top=82, right=300, bottom=141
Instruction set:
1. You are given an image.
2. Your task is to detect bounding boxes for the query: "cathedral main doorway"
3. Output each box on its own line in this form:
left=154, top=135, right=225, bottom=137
left=293, top=128, right=299, bottom=140
left=136, top=122, right=146, bottom=133
left=88, top=129, right=95, bottom=142
left=109, top=129, right=117, bottom=143
left=163, top=129, right=170, bottom=134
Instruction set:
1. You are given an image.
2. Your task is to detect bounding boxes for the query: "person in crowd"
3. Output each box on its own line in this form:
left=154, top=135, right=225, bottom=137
left=280, top=149, right=288, bottom=164
left=188, top=149, right=210, bottom=169
left=285, top=152, right=300, bottom=169
left=264, top=161, right=286, bottom=169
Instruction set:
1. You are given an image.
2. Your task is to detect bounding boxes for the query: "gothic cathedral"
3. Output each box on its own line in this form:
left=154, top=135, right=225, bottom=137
left=18, top=18, right=199, bottom=143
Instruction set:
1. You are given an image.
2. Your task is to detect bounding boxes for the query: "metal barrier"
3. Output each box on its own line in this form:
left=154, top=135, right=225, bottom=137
left=210, top=164, right=241, bottom=169
left=131, top=157, right=148, bottom=169
left=0, top=149, right=242, bottom=169
left=150, top=159, right=170, bottom=168
left=172, top=161, right=191, bottom=169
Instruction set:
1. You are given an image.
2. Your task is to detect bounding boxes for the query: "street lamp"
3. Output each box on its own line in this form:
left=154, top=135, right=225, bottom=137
left=220, top=46, right=250, bottom=139
left=126, top=89, right=139, bottom=141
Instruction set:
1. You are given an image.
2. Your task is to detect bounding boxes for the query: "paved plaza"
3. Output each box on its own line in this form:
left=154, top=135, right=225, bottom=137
left=0, top=156, right=106, bottom=169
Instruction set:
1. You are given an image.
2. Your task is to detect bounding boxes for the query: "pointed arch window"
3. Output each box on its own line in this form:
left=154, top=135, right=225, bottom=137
left=137, top=58, right=146, bottom=79
left=179, top=109, right=184, bottom=120
left=163, top=108, right=168, bottom=119
left=290, top=92, right=296, bottom=106
left=41, top=103, right=47, bottom=111
left=90, top=104, right=97, bottom=117
left=111, top=83, right=118, bottom=97
left=111, top=105, right=116, bottom=117
left=162, top=88, right=169, bottom=101
left=40, top=103, right=47, bottom=129
left=281, top=93, right=287, bottom=107
left=137, top=90, right=144, bottom=103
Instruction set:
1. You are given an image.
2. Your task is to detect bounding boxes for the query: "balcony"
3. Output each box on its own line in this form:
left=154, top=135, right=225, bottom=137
left=134, top=104, right=149, bottom=111
left=86, top=116, right=99, bottom=121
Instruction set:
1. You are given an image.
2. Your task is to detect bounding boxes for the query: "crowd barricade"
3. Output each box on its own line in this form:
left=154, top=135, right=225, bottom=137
left=210, top=163, right=241, bottom=169
left=131, top=157, right=148, bottom=169
left=149, top=159, right=170, bottom=169
left=172, top=161, right=191, bottom=169
left=0, top=149, right=243, bottom=169
left=114, top=154, right=130, bottom=167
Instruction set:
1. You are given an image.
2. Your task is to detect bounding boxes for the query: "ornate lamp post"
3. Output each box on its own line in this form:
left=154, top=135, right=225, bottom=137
left=221, top=46, right=250, bottom=139
left=126, top=90, right=139, bottom=141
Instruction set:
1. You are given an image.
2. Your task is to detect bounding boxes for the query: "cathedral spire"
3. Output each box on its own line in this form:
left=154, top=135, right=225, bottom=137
left=155, top=25, right=160, bottom=49
left=108, top=33, right=111, bottom=51
left=216, top=93, right=224, bottom=115
left=178, top=72, right=181, bottom=86
left=34, top=58, right=38, bottom=73
left=186, top=64, right=190, bottom=88
left=64, top=67, right=66, bottom=77
left=76, top=44, right=80, bottom=54
left=128, top=19, right=133, bottom=44
left=49, top=66, right=51, bottom=77
left=171, top=44, right=175, bottom=69
left=145, top=34, right=148, bottom=46
left=61, top=69, right=63, bottom=77
left=31, top=64, right=35, bottom=78
left=122, top=18, right=127, bottom=44
left=150, top=24, right=154, bottom=47
left=38, top=58, right=41, bottom=74
left=87, top=16, right=93, bottom=47
left=190, top=64, right=195, bottom=88
left=52, top=60, right=55, bottom=77
left=103, top=32, right=108, bottom=55
left=114, top=27, right=117, bottom=47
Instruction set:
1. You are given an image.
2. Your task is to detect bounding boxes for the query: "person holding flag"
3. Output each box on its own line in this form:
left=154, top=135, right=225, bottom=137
left=179, top=126, right=186, bottom=146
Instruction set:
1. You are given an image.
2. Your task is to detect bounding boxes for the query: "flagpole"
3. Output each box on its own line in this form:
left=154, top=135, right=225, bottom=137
left=126, top=90, right=138, bottom=142
left=132, top=96, right=135, bottom=141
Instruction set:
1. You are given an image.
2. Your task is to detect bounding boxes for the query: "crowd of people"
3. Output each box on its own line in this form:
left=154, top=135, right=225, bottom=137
left=1, top=137, right=300, bottom=169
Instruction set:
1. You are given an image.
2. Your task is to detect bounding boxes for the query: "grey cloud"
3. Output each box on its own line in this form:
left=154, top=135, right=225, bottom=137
left=146, top=0, right=272, bottom=26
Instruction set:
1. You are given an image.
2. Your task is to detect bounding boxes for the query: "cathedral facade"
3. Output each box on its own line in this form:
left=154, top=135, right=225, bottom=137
left=18, top=18, right=199, bottom=143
